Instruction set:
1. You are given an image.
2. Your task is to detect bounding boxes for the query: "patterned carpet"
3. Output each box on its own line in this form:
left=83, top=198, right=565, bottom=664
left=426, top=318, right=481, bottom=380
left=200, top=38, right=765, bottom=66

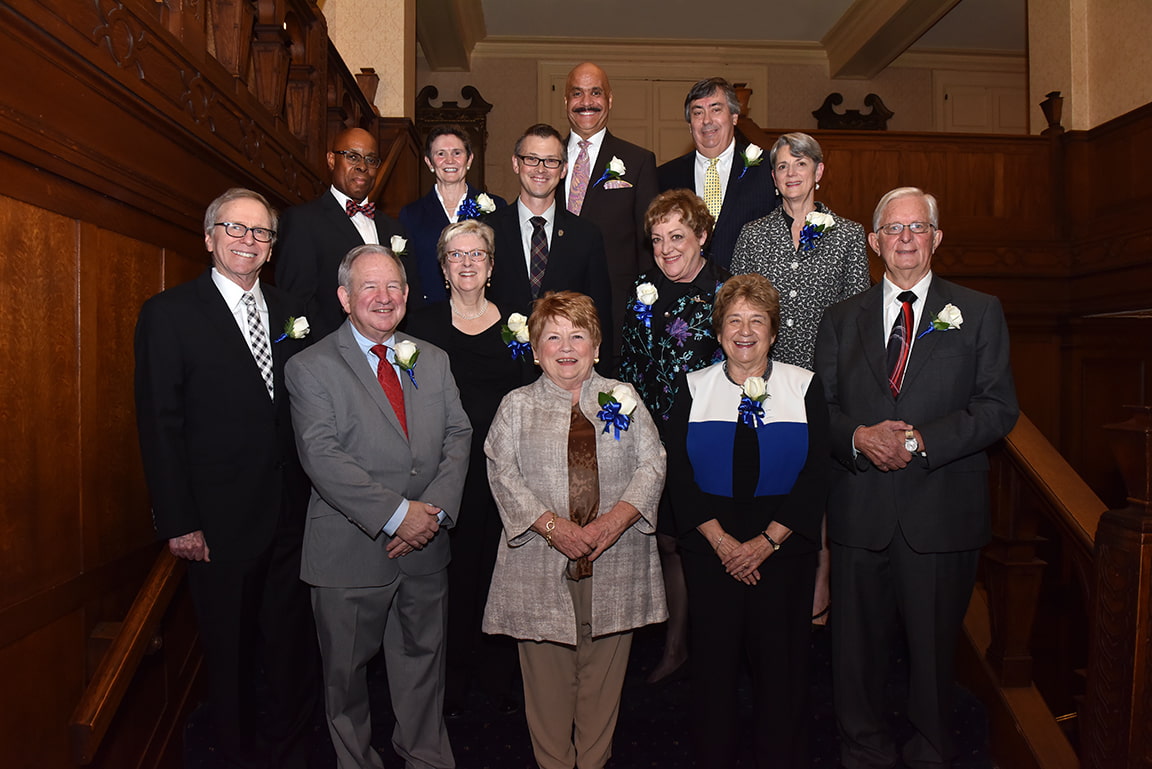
left=186, top=623, right=992, bottom=768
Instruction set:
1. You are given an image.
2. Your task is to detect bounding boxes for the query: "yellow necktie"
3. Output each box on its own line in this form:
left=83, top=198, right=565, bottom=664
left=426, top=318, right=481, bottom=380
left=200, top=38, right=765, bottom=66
left=704, top=157, right=722, bottom=219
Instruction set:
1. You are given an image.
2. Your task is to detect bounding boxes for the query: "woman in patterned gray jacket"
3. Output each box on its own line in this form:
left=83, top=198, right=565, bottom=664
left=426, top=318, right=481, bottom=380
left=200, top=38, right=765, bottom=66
left=730, top=132, right=870, bottom=624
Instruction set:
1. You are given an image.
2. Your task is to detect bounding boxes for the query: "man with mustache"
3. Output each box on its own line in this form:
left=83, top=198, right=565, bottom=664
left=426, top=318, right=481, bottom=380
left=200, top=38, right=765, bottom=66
left=276, top=127, right=421, bottom=340
left=486, top=123, right=613, bottom=334
left=658, top=77, right=778, bottom=271
left=562, top=62, right=659, bottom=363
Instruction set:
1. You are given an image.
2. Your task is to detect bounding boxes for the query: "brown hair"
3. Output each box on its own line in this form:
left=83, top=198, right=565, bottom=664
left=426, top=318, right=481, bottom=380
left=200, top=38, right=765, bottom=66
left=528, top=291, right=603, bottom=350
left=644, top=189, right=715, bottom=241
left=711, top=273, right=780, bottom=336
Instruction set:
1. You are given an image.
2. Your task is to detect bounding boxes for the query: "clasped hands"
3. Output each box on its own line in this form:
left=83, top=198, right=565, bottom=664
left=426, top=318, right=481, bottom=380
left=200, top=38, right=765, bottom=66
left=533, top=503, right=640, bottom=562
left=714, top=532, right=775, bottom=586
left=387, top=501, right=442, bottom=558
left=854, top=420, right=926, bottom=472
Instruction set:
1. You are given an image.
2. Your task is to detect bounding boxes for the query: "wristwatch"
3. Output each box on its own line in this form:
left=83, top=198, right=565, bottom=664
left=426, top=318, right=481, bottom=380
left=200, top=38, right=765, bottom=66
left=904, top=429, right=919, bottom=453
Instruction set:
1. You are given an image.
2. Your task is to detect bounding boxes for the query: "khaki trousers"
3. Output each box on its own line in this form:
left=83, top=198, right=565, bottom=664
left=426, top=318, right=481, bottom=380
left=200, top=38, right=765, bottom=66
left=517, top=577, right=633, bottom=769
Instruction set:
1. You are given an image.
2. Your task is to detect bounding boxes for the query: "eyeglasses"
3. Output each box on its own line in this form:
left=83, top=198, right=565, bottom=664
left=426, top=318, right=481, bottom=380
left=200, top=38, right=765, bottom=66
left=516, top=154, right=564, bottom=169
left=332, top=150, right=383, bottom=169
left=877, top=221, right=935, bottom=236
left=213, top=222, right=276, bottom=243
left=445, top=249, right=490, bottom=263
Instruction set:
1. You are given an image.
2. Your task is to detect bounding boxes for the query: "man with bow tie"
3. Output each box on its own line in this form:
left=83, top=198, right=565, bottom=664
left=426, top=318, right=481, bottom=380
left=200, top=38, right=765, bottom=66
left=814, top=187, right=1018, bottom=769
left=277, top=127, right=422, bottom=340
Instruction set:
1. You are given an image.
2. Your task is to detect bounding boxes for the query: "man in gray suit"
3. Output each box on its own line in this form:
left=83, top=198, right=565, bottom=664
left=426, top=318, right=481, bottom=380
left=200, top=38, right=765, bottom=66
left=286, top=244, right=471, bottom=769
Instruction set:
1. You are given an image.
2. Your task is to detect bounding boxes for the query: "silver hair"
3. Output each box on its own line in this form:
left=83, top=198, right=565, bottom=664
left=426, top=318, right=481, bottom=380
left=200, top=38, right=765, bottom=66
left=683, top=78, right=741, bottom=122
left=203, top=188, right=277, bottom=237
left=872, top=187, right=940, bottom=232
left=769, top=133, right=823, bottom=168
left=437, top=219, right=495, bottom=270
left=337, top=243, right=407, bottom=290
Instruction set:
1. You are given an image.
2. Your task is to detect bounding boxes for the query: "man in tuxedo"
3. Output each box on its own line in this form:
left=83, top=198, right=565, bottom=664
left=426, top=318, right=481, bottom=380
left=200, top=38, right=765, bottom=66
left=814, top=188, right=1019, bottom=769
left=562, top=62, right=659, bottom=360
left=657, top=77, right=777, bottom=271
left=276, top=127, right=420, bottom=340
left=134, top=188, right=318, bottom=768
left=286, top=244, right=471, bottom=769
left=485, top=123, right=613, bottom=331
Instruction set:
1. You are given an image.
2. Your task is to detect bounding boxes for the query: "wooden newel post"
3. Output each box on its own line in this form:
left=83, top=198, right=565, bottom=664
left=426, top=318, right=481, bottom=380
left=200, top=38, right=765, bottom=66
left=1082, top=405, right=1152, bottom=769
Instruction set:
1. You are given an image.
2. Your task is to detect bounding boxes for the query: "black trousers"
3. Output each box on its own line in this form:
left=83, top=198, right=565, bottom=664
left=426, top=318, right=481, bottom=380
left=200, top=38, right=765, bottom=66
left=682, top=547, right=816, bottom=769
left=830, top=526, right=980, bottom=769
left=186, top=507, right=319, bottom=759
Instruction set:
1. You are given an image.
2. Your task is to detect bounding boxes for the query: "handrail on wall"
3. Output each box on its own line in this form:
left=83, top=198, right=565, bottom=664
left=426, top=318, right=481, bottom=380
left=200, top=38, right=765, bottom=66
left=68, top=550, right=185, bottom=765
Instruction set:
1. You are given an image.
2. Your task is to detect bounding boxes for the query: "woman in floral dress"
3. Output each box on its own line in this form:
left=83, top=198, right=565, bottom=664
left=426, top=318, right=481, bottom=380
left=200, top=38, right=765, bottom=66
left=618, top=188, right=729, bottom=682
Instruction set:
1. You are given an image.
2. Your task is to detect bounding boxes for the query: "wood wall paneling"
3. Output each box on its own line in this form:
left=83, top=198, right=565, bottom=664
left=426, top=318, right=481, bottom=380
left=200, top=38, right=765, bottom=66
left=0, top=196, right=84, bottom=609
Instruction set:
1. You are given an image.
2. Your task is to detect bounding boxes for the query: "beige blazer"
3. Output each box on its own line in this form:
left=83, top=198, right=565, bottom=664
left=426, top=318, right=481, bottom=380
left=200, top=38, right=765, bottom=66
left=482, top=372, right=667, bottom=644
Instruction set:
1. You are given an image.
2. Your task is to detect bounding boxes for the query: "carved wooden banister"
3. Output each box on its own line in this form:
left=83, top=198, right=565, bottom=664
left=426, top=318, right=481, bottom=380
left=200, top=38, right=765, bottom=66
left=69, top=549, right=185, bottom=764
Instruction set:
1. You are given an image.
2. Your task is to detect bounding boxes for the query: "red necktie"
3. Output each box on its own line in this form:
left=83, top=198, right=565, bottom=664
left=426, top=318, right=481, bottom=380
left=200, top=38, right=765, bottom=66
left=886, top=291, right=916, bottom=397
left=346, top=199, right=376, bottom=219
left=370, top=344, right=407, bottom=436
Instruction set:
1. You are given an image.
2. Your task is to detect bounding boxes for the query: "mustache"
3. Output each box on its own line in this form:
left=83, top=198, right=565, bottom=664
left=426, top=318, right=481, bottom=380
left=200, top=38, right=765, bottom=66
left=572, top=106, right=602, bottom=113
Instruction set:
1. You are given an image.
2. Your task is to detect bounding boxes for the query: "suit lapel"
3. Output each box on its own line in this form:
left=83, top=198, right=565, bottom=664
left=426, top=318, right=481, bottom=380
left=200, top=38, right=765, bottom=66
left=194, top=271, right=274, bottom=405
left=337, top=324, right=409, bottom=441
left=853, top=286, right=892, bottom=398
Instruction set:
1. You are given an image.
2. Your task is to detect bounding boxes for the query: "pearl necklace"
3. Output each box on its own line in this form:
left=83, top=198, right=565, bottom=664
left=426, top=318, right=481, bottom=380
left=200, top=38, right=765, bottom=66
left=450, top=298, right=489, bottom=320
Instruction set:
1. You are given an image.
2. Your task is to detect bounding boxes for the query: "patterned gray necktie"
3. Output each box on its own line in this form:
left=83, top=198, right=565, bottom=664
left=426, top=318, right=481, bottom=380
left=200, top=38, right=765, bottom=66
left=242, top=292, right=275, bottom=399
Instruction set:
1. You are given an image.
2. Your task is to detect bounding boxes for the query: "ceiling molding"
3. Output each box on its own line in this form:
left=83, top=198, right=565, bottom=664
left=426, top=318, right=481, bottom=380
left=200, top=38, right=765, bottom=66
left=472, top=36, right=827, bottom=65
left=894, top=47, right=1025, bottom=72
left=416, top=0, right=486, bottom=71
left=823, top=0, right=963, bottom=79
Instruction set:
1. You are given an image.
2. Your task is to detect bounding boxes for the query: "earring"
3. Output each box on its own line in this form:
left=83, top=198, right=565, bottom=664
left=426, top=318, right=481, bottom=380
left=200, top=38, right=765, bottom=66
left=533, top=359, right=540, bottom=366
left=444, top=279, right=451, bottom=292
left=774, top=187, right=780, bottom=196
left=486, top=276, right=492, bottom=288
left=816, top=182, right=820, bottom=190
left=594, top=357, right=600, bottom=364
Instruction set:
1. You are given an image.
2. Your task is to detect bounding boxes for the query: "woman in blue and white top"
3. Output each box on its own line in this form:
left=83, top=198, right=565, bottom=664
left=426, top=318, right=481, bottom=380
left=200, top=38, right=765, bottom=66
left=665, top=272, right=829, bottom=769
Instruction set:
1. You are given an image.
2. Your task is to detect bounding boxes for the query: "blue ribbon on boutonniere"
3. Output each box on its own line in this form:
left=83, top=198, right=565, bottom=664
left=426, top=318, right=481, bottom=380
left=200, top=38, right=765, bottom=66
left=597, top=400, right=631, bottom=440
left=737, top=395, right=765, bottom=428
left=632, top=299, right=653, bottom=328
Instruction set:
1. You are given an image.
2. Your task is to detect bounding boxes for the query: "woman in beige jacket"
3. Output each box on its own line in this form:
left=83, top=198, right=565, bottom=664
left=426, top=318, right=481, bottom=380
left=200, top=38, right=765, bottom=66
left=483, top=291, right=667, bottom=769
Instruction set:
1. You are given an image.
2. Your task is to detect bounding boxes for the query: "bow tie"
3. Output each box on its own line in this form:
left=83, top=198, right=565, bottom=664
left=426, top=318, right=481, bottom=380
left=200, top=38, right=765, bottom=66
left=345, top=199, right=376, bottom=219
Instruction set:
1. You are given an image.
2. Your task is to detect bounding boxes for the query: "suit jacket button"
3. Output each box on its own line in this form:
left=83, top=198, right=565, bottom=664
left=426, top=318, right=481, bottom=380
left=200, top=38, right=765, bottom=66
left=410, top=468, right=418, bottom=476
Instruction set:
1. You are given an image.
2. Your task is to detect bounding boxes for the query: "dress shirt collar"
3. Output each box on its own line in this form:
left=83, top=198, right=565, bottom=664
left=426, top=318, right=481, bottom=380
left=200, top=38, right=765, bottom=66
left=435, top=184, right=468, bottom=223
left=329, top=184, right=367, bottom=208
left=567, top=127, right=606, bottom=156
left=882, top=271, right=934, bottom=343
left=211, top=267, right=265, bottom=312
left=349, top=322, right=397, bottom=368
left=695, top=139, right=736, bottom=171
left=517, top=198, right=557, bottom=229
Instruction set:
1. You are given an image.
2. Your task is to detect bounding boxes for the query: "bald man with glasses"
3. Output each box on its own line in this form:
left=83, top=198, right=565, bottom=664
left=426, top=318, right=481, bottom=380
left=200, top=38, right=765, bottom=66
left=485, top=123, right=613, bottom=333
left=277, top=127, right=422, bottom=340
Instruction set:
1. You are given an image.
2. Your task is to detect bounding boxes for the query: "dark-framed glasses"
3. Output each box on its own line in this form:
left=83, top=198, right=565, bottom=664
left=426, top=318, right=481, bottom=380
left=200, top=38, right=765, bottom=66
left=446, top=249, right=490, bottom=263
left=516, top=154, right=563, bottom=169
left=332, top=149, right=383, bottom=169
left=214, top=222, right=276, bottom=243
left=878, top=221, right=935, bottom=236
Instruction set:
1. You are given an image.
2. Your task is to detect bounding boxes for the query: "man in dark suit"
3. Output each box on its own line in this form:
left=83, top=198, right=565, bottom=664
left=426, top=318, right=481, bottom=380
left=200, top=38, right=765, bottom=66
left=286, top=244, right=471, bottom=769
left=562, top=62, right=659, bottom=360
left=814, top=187, right=1019, bottom=769
left=276, top=127, right=419, bottom=340
left=134, top=188, right=318, bottom=768
left=485, top=123, right=613, bottom=331
left=657, top=77, right=778, bottom=271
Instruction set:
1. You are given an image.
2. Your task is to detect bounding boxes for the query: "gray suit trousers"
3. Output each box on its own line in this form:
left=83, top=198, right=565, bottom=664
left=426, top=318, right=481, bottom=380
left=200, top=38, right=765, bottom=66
left=312, top=573, right=454, bottom=769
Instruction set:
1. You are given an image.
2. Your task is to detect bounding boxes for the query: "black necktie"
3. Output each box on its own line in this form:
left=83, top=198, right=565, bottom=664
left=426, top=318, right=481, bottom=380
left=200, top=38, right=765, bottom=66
left=886, top=290, right=916, bottom=397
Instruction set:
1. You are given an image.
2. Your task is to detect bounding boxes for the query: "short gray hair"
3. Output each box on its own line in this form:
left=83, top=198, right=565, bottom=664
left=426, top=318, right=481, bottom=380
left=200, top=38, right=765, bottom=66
left=683, top=78, right=740, bottom=122
left=872, top=187, right=940, bottom=232
left=203, top=188, right=277, bottom=237
left=437, top=219, right=495, bottom=271
left=769, top=133, right=823, bottom=169
left=338, top=243, right=407, bottom=290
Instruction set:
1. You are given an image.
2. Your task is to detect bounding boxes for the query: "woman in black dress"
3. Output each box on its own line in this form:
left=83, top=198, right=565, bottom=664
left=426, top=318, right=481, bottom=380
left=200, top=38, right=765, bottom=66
left=405, top=219, right=535, bottom=717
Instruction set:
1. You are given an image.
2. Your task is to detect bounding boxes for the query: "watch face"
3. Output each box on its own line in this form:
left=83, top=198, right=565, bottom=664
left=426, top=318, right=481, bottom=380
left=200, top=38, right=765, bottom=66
left=905, top=438, right=919, bottom=452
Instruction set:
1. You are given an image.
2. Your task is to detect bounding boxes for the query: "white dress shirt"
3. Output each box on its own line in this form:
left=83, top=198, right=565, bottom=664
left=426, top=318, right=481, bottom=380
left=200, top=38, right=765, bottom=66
left=693, top=139, right=736, bottom=205
left=564, top=127, right=606, bottom=203
left=211, top=269, right=270, bottom=360
left=329, top=185, right=379, bottom=245
left=882, top=271, right=934, bottom=354
left=517, top=199, right=558, bottom=272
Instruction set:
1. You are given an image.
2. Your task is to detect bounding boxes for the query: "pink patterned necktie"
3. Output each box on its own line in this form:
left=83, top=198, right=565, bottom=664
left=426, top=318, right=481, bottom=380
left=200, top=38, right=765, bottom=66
left=567, top=140, right=591, bottom=214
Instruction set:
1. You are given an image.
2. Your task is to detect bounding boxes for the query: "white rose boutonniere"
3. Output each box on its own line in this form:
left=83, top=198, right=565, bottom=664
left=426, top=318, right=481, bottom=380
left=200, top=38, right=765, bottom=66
left=274, top=315, right=310, bottom=343
left=798, top=210, right=837, bottom=251
left=739, top=143, right=764, bottom=179
left=456, top=193, right=497, bottom=221
left=632, top=282, right=658, bottom=328
left=918, top=303, right=964, bottom=339
left=392, top=339, right=419, bottom=387
left=597, top=384, right=638, bottom=440
left=390, top=235, right=408, bottom=256
left=476, top=193, right=496, bottom=214
left=500, top=312, right=531, bottom=359
left=593, top=156, right=627, bottom=188
left=738, top=374, right=770, bottom=428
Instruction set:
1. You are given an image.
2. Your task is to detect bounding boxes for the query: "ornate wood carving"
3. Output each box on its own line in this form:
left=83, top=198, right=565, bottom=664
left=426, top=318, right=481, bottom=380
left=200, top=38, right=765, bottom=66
left=812, top=92, right=894, bottom=130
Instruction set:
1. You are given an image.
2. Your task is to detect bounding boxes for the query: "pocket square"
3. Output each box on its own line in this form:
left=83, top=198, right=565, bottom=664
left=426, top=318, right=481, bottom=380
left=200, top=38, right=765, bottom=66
left=603, top=179, right=633, bottom=190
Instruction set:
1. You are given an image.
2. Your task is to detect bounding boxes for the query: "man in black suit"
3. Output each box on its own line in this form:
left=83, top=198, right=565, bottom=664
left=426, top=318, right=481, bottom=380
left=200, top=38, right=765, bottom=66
left=657, top=77, right=777, bottom=271
left=562, top=62, right=659, bottom=360
left=276, top=127, right=419, bottom=340
left=814, top=187, right=1019, bottom=769
left=135, top=188, right=318, bottom=768
left=485, top=123, right=613, bottom=330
